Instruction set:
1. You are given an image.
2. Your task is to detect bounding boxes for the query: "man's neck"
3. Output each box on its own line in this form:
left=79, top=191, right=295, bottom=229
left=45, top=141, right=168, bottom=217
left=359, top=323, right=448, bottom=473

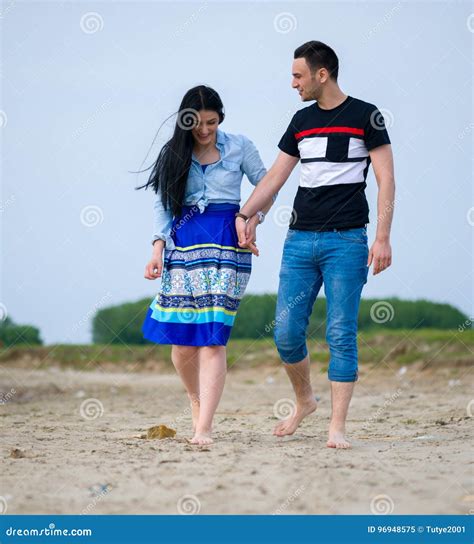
left=316, top=88, right=348, bottom=110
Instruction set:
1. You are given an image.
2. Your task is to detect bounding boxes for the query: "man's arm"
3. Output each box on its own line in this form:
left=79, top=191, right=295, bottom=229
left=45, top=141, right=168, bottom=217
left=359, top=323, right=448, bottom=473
left=239, top=151, right=299, bottom=218
left=236, top=151, right=299, bottom=253
left=368, top=143, right=395, bottom=275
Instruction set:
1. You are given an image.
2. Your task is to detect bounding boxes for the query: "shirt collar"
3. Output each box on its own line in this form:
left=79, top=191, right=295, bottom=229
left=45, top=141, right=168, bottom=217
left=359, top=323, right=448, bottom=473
left=191, top=128, right=226, bottom=163
left=216, top=128, right=226, bottom=149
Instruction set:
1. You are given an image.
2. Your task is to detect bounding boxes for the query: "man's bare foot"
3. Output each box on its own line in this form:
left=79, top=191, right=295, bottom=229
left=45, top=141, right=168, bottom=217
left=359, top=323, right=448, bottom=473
left=327, top=424, right=351, bottom=449
left=273, top=397, right=317, bottom=437
left=190, top=428, right=213, bottom=445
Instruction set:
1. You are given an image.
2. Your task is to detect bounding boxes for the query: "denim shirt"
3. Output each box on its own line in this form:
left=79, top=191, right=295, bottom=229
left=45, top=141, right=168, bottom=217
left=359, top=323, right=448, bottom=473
left=151, top=128, right=272, bottom=250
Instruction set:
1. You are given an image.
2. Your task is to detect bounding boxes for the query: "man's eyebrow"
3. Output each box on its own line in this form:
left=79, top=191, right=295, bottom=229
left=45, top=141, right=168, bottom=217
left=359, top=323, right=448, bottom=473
left=292, top=72, right=301, bottom=76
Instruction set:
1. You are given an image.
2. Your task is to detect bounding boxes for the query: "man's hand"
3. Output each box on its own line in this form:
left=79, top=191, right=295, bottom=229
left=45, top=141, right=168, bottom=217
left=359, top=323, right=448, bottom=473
left=235, top=216, right=259, bottom=256
left=368, top=237, right=392, bottom=275
left=244, top=215, right=260, bottom=256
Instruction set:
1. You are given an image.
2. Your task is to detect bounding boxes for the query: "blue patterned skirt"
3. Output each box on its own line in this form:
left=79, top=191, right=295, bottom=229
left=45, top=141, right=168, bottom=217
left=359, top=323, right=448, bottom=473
left=142, top=203, right=252, bottom=346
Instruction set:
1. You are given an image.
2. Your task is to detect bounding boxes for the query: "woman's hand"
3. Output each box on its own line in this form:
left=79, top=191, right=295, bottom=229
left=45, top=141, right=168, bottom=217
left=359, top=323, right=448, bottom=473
left=236, top=216, right=259, bottom=256
left=144, top=240, right=165, bottom=279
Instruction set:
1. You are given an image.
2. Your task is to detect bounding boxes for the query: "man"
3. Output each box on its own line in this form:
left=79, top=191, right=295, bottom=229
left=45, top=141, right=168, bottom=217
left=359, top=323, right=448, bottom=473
left=235, top=40, right=395, bottom=449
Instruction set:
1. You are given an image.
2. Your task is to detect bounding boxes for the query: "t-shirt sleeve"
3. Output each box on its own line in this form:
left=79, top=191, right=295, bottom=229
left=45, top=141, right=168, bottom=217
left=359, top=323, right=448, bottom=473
left=364, top=105, right=391, bottom=151
left=277, top=112, right=301, bottom=158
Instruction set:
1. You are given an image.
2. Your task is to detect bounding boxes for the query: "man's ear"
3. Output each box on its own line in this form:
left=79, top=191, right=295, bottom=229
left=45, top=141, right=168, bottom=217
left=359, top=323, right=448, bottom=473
left=318, top=67, right=329, bottom=84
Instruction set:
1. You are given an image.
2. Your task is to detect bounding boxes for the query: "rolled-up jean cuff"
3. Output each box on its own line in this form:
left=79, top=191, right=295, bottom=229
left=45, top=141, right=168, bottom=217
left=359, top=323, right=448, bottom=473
left=277, top=345, right=308, bottom=364
left=328, top=371, right=359, bottom=382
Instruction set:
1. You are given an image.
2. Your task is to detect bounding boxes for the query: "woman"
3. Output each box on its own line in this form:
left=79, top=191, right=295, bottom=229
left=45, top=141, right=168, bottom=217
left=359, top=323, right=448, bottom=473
left=138, top=85, right=273, bottom=445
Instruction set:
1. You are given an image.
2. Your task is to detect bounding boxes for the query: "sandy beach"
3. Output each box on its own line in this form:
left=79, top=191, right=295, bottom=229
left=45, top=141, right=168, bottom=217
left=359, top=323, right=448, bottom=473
left=1, top=358, right=472, bottom=515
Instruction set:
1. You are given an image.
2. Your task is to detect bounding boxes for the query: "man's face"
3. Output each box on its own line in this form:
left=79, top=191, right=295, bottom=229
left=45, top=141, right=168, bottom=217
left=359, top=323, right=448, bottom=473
left=291, top=58, right=324, bottom=101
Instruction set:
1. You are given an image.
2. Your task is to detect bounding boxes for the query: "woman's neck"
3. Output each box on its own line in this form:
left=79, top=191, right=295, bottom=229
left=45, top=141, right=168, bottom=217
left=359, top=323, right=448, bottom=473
left=193, top=136, right=219, bottom=163
left=193, top=138, right=217, bottom=155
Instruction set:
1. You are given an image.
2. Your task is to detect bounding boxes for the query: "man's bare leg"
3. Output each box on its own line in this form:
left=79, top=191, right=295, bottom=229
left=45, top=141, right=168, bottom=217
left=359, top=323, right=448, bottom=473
left=273, top=354, right=318, bottom=436
left=327, top=381, right=355, bottom=449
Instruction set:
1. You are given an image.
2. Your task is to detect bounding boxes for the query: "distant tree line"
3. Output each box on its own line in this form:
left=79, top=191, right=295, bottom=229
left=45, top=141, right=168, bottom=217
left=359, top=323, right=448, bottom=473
left=1, top=295, right=468, bottom=347
left=0, top=316, right=42, bottom=347
left=91, top=294, right=470, bottom=345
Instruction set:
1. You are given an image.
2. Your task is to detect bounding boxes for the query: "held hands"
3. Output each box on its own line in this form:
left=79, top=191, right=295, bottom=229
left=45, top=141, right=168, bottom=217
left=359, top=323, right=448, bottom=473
left=144, top=240, right=165, bottom=279
left=236, top=215, right=260, bottom=256
left=368, top=237, right=392, bottom=275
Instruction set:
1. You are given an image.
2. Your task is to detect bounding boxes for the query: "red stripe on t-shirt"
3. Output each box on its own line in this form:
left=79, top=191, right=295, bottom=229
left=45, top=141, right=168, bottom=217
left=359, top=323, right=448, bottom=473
left=295, top=126, right=365, bottom=139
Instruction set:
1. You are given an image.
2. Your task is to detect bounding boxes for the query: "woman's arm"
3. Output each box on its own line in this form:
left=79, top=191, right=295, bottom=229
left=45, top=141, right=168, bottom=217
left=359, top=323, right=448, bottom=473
left=151, top=185, right=176, bottom=250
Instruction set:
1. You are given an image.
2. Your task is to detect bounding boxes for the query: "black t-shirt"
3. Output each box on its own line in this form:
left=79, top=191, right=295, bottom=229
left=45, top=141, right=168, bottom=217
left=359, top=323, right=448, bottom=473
left=278, top=95, right=391, bottom=230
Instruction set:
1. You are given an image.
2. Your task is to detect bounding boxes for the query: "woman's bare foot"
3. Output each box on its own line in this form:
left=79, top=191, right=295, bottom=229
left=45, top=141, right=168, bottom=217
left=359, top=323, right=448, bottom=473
left=273, top=397, right=318, bottom=437
left=190, top=428, right=213, bottom=445
left=327, top=424, right=351, bottom=449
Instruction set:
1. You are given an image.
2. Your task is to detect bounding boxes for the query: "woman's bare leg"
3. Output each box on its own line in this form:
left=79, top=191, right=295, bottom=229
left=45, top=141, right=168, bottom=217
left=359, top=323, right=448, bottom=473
left=190, top=345, right=227, bottom=445
left=171, top=345, right=200, bottom=432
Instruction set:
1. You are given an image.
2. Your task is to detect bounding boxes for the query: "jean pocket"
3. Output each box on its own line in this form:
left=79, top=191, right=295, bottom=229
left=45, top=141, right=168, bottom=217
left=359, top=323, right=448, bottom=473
left=337, top=227, right=368, bottom=244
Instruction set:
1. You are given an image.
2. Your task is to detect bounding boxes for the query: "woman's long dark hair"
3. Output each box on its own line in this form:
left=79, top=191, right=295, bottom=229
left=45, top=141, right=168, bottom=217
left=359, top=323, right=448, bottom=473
left=135, top=85, right=225, bottom=216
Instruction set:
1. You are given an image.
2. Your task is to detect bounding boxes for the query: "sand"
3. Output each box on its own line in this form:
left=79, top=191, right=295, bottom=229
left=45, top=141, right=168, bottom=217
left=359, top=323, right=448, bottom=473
left=0, top=359, right=472, bottom=515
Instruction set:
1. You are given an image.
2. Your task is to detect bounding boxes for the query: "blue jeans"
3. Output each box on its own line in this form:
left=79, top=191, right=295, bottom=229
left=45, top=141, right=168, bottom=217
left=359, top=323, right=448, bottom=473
left=273, top=227, right=369, bottom=382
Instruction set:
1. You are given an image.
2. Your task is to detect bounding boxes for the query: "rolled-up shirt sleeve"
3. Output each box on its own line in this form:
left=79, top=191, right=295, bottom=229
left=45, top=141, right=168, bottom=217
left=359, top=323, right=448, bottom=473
left=240, top=135, right=278, bottom=204
left=151, top=185, right=176, bottom=250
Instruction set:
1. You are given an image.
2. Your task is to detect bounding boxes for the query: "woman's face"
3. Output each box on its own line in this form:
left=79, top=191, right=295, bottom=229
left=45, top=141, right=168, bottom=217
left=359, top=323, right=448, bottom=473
left=192, top=110, right=220, bottom=145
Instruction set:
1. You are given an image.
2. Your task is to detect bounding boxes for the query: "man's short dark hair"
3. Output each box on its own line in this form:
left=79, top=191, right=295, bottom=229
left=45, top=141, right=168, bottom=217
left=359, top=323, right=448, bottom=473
left=294, top=41, right=339, bottom=81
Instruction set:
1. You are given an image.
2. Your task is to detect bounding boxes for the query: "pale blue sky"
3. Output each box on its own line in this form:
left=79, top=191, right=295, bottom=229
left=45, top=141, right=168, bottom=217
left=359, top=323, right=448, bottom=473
left=2, top=1, right=472, bottom=344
